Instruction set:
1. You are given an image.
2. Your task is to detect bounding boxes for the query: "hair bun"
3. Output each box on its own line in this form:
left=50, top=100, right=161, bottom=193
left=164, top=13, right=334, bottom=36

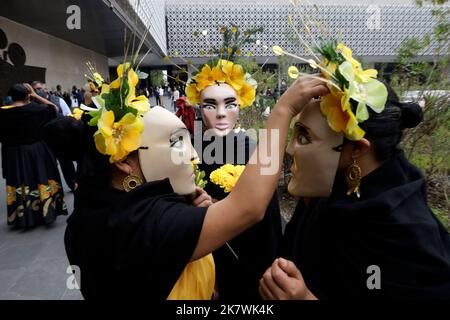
left=400, top=102, right=423, bottom=129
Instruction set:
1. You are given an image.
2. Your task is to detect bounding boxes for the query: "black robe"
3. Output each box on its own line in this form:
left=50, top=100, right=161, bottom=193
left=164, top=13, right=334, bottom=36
left=0, top=102, right=67, bottom=228
left=198, top=130, right=282, bottom=300
left=64, top=178, right=207, bottom=300
left=282, top=150, right=450, bottom=299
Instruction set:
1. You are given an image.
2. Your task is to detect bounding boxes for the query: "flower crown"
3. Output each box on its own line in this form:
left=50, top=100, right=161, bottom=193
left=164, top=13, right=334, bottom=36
left=85, top=62, right=105, bottom=93
left=274, top=41, right=387, bottom=141
left=166, top=25, right=263, bottom=109
left=186, top=59, right=257, bottom=108
left=273, top=7, right=388, bottom=141
left=87, top=63, right=150, bottom=163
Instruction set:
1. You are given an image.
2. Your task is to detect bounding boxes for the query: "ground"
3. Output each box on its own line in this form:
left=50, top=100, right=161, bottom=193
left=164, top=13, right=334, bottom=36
left=0, top=96, right=298, bottom=299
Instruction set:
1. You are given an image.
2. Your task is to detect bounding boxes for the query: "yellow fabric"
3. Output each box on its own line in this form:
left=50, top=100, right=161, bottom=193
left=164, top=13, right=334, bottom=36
left=167, top=254, right=215, bottom=300
left=1, top=105, right=16, bottom=109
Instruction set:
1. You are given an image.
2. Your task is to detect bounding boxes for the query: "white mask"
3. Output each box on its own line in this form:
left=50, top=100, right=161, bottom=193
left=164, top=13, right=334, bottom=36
left=200, top=83, right=239, bottom=136
left=286, top=101, right=344, bottom=197
left=138, top=106, right=198, bottom=195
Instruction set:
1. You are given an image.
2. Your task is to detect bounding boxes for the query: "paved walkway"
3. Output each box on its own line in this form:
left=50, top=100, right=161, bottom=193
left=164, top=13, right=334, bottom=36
left=0, top=159, right=82, bottom=299
left=0, top=95, right=174, bottom=300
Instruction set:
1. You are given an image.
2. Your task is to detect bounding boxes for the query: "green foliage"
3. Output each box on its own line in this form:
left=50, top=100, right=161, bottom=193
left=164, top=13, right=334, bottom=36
left=389, top=0, right=450, bottom=228
left=150, top=70, right=165, bottom=87
left=213, top=24, right=264, bottom=61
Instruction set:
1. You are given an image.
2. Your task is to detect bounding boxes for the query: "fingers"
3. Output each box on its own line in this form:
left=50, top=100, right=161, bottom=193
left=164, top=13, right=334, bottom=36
left=192, top=190, right=213, bottom=207
left=278, top=258, right=302, bottom=279
left=261, top=265, right=286, bottom=299
left=270, top=259, right=295, bottom=294
left=259, top=278, right=275, bottom=300
left=189, top=186, right=203, bottom=201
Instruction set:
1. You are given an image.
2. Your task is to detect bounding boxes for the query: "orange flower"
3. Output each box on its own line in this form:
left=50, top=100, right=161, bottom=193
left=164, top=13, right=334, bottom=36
left=38, top=184, right=51, bottom=202
left=195, top=64, right=226, bottom=91
left=7, top=186, right=16, bottom=205
left=320, top=87, right=365, bottom=141
left=186, top=82, right=201, bottom=106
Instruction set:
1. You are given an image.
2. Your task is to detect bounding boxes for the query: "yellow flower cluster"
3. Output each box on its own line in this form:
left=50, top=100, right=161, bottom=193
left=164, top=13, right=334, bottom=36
left=319, top=43, right=387, bottom=140
left=186, top=59, right=257, bottom=109
left=91, top=63, right=150, bottom=163
left=275, top=42, right=387, bottom=141
left=210, top=164, right=246, bottom=193
left=70, top=108, right=84, bottom=120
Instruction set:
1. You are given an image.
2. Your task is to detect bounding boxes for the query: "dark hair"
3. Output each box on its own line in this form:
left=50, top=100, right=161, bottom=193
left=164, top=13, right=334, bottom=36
left=31, top=81, right=43, bottom=87
left=8, top=84, right=29, bottom=102
left=355, top=82, right=423, bottom=161
left=44, top=115, right=112, bottom=186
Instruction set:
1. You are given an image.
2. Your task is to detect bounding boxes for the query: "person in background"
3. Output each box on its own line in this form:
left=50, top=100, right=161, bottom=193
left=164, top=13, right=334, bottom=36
left=31, top=81, right=77, bottom=192
left=159, top=86, right=164, bottom=106
left=154, top=86, right=160, bottom=106
left=55, top=84, right=63, bottom=97
left=0, top=83, right=67, bottom=228
left=175, top=96, right=195, bottom=135
left=171, top=86, right=180, bottom=112
left=31, top=81, right=71, bottom=116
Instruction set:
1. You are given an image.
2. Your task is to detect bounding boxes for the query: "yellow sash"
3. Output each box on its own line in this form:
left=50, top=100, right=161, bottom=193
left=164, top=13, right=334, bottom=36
left=167, top=254, right=215, bottom=300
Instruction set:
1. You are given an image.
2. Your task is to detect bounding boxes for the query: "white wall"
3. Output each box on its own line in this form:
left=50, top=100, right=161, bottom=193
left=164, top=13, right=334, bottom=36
left=0, top=16, right=109, bottom=93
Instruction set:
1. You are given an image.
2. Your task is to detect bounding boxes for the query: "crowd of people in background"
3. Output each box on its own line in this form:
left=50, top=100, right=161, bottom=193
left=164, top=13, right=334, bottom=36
left=0, top=80, right=198, bottom=229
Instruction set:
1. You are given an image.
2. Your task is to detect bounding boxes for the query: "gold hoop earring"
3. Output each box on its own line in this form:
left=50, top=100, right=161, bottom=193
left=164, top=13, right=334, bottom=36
left=345, top=158, right=361, bottom=198
left=123, top=175, right=143, bottom=192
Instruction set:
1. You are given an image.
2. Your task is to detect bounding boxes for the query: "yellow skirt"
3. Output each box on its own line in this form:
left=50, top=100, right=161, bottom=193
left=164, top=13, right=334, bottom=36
left=167, top=254, right=215, bottom=300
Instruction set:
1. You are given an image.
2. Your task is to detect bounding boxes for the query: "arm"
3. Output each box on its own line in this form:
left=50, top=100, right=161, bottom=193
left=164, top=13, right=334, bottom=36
left=191, top=77, right=329, bottom=261
left=23, top=83, right=60, bottom=113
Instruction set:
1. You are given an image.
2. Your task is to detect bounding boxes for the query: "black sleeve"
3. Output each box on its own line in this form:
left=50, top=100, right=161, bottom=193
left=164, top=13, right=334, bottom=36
left=109, top=194, right=208, bottom=299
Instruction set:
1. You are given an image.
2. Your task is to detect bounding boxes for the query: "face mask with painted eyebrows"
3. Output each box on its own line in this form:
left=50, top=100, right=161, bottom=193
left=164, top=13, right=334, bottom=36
left=200, top=83, right=239, bottom=137
left=138, top=106, right=198, bottom=195
left=286, top=101, right=344, bottom=197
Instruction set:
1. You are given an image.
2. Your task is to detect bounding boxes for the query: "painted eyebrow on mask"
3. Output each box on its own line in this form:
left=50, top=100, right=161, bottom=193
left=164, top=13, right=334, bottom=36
left=224, top=97, right=237, bottom=104
left=295, top=121, right=311, bottom=132
left=202, top=99, right=217, bottom=105
left=170, top=128, right=189, bottom=137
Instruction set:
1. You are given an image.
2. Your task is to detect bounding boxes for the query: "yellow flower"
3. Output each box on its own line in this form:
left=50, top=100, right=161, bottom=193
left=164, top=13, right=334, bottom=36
left=186, top=82, right=201, bottom=106
left=337, top=43, right=378, bottom=83
left=219, top=59, right=245, bottom=90
left=70, top=108, right=84, bottom=120
left=94, top=110, right=144, bottom=163
left=320, top=87, right=365, bottom=141
left=196, top=64, right=226, bottom=91
left=210, top=164, right=245, bottom=193
left=7, top=186, right=16, bottom=205
left=38, top=184, right=51, bottom=202
left=237, top=82, right=256, bottom=108
left=288, top=66, right=299, bottom=79
left=93, top=72, right=104, bottom=84
left=48, top=180, right=59, bottom=196
left=109, top=63, right=149, bottom=115
left=128, top=95, right=150, bottom=114
left=272, top=45, right=285, bottom=56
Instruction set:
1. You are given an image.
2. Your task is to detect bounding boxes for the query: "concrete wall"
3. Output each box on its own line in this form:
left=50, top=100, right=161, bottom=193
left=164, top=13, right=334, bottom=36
left=0, top=16, right=109, bottom=93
